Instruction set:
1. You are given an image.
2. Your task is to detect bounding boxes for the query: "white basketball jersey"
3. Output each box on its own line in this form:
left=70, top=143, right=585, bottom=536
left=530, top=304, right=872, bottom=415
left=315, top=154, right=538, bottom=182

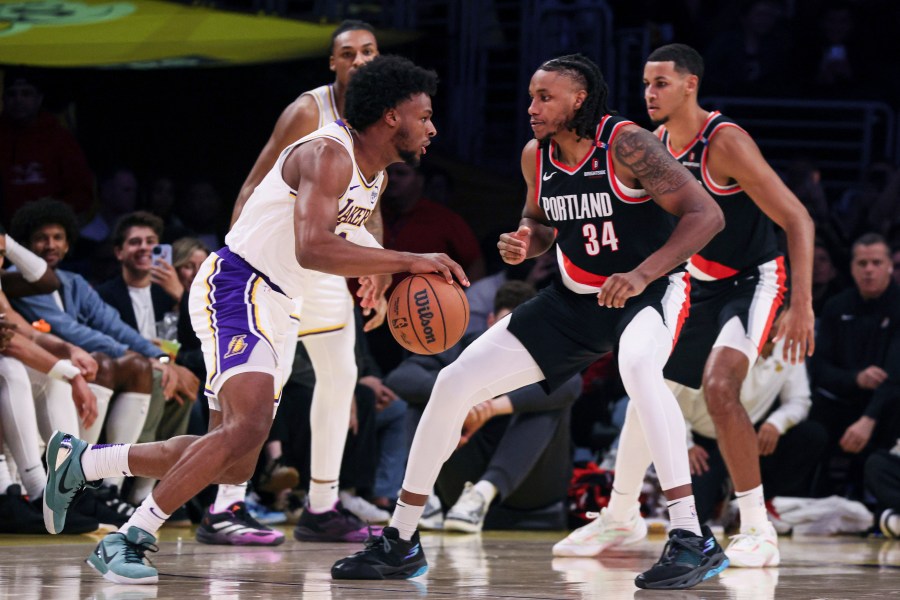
left=225, top=120, right=384, bottom=299
left=302, top=84, right=340, bottom=129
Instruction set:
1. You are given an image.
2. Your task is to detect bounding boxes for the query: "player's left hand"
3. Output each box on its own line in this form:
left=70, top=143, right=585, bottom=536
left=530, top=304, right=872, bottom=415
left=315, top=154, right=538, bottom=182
left=150, top=261, right=185, bottom=302
left=773, top=302, right=815, bottom=364
left=357, top=274, right=391, bottom=331
left=597, top=271, right=648, bottom=309
left=757, top=422, right=781, bottom=456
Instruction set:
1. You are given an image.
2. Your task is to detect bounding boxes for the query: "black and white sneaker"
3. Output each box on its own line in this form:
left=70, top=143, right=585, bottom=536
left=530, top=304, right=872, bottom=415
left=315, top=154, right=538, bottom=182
left=635, top=525, right=728, bottom=590
left=443, top=482, right=488, bottom=533
left=331, top=527, right=428, bottom=580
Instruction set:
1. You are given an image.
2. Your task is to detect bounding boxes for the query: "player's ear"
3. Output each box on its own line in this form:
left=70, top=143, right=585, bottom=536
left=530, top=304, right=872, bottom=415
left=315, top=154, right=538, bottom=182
left=384, top=108, right=399, bottom=127
left=329, top=55, right=336, bottom=72
left=685, top=74, right=699, bottom=95
left=573, top=89, right=586, bottom=111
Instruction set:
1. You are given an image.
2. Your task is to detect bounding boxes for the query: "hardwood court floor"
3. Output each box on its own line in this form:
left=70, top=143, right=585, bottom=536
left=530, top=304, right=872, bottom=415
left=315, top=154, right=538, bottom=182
left=0, top=527, right=898, bottom=599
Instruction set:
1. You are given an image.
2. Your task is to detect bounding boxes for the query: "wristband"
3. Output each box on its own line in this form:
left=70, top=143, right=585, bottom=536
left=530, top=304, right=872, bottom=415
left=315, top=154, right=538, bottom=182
left=48, top=359, right=81, bottom=382
left=4, top=236, right=48, bottom=282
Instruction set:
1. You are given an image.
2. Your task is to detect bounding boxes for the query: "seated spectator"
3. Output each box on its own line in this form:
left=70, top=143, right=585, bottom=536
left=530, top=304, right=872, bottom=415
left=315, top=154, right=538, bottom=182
left=0, top=68, right=93, bottom=226
left=812, top=238, right=848, bottom=317
left=145, top=175, right=190, bottom=244
left=866, top=437, right=900, bottom=539
left=9, top=201, right=196, bottom=512
left=76, top=167, right=140, bottom=282
left=810, top=233, right=900, bottom=499
left=385, top=281, right=581, bottom=532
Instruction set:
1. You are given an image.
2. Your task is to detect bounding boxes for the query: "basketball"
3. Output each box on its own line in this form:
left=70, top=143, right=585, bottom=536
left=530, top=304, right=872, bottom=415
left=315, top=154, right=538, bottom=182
left=387, top=273, right=470, bottom=355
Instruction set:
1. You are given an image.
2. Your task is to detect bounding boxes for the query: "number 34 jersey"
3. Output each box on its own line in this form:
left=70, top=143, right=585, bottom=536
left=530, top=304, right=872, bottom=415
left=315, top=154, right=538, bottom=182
left=535, top=115, right=678, bottom=294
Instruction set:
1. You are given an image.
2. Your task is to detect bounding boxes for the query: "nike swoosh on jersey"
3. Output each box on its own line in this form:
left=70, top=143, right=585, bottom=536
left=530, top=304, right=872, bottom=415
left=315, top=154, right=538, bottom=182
left=542, top=172, right=557, bottom=181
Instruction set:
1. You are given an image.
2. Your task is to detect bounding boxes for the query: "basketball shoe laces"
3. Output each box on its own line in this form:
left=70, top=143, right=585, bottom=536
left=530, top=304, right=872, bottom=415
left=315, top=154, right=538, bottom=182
left=657, top=533, right=706, bottom=567
left=119, top=533, right=159, bottom=567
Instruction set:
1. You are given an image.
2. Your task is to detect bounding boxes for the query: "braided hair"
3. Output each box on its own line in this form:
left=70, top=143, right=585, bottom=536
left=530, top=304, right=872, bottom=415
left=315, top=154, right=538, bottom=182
left=538, top=54, right=611, bottom=142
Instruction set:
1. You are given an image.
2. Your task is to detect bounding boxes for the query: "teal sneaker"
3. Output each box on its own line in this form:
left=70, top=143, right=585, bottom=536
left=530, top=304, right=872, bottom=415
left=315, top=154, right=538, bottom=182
left=86, top=526, right=159, bottom=584
left=43, top=430, right=94, bottom=534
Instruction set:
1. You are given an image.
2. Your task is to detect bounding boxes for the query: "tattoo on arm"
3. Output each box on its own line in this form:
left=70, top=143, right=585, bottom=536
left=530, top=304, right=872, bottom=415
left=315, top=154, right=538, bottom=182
left=614, top=128, right=692, bottom=196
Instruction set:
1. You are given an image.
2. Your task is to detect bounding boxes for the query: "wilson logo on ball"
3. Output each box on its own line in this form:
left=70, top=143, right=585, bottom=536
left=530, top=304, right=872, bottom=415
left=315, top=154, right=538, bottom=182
left=414, top=290, right=436, bottom=344
left=388, top=273, right=469, bottom=355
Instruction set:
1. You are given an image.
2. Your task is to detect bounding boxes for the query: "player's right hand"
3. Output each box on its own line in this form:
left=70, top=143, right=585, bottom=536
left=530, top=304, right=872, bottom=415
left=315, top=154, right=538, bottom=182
left=408, top=253, right=469, bottom=286
left=498, top=226, right=531, bottom=265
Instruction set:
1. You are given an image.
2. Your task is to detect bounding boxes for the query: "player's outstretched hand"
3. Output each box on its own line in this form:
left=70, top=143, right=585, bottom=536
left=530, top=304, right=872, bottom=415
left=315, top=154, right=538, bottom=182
left=597, top=271, right=648, bottom=308
left=408, top=253, right=469, bottom=286
left=773, top=302, right=815, bottom=364
left=357, top=274, right=391, bottom=331
left=498, top=226, right=531, bottom=265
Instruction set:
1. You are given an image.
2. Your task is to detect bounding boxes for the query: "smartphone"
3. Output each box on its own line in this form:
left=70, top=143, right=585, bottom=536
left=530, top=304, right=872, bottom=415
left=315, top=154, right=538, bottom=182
left=152, top=244, right=172, bottom=267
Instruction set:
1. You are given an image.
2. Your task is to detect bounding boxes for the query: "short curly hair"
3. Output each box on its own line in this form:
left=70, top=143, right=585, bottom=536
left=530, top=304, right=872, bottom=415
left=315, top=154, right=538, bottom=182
left=344, top=55, right=438, bottom=132
left=10, top=198, right=79, bottom=245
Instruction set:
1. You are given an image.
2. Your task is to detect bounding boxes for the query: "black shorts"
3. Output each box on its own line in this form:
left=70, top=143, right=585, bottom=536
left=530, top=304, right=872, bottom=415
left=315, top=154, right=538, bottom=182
left=664, top=257, right=787, bottom=389
left=508, top=274, right=690, bottom=392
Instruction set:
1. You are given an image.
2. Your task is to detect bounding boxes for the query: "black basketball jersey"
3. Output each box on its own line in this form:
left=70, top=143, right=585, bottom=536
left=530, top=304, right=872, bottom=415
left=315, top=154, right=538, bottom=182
left=535, top=114, right=678, bottom=294
left=657, top=111, right=779, bottom=281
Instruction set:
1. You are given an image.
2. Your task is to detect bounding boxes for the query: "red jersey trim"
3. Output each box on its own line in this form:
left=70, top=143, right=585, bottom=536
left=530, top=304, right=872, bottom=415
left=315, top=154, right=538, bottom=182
left=548, top=138, right=595, bottom=174
left=672, top=272, right=692, bottom=349
left=701, top=122, right=746, bottom=196
left=664, top=111, right=719, bottom=159
left=689, top=254, right=740, bottom=279
left=757, top=256, right=788, bottom=353
left=560, top=250, right=608, bottom=288
left=606, top=121, right=651, bottom=204
left=534, top=145, right=543, bottom=206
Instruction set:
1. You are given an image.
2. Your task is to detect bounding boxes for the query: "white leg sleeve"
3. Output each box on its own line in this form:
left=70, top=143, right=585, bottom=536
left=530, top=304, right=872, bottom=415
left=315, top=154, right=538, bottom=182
left=303, top=315, right=357, bottom=483
left=617, top=307, right=691, bottom=491
left=0, top=357, right=45, bottom=497
left=401, top=315, right=544, bottom=496
left=613, top=401, right=654, bottom=496
left=29, top=367, right=79, bottom=441
left=80, top=384, right=113, bottom=444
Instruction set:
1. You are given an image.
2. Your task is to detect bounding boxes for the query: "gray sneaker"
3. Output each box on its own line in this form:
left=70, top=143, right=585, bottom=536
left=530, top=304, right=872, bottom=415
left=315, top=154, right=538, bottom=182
left=443, top=482, right=488, bottom=533
left=44, top=430, right=96, bottom=534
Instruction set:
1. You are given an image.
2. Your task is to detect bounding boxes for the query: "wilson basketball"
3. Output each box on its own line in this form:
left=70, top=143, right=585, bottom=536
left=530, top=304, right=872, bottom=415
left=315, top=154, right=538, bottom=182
left=388, top=273, right=470, bottom=355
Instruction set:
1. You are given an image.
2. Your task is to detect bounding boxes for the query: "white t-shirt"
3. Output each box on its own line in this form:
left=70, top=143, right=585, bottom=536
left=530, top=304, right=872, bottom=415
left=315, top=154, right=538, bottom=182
left=128, top=285, right=156, bottom=340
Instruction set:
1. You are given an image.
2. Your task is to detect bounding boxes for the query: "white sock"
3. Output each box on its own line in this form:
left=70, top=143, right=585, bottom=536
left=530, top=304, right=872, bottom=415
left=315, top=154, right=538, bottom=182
left=105, top=392, right=151, bottom=444
left=31, top=370, right=80, bottom=440
left=79, top=384, right=112, bottom=444
left=121, top=493, right=169, bottom=537
left=736, top=485, right=768, bottom=530
left=213, top=483, right=248, bottom=513
left=0, top=455, right=12, bottom=492
left=608, top=486, right=642, bottom=522
left=390, top=499, right=424, bottom=541
left=19, top=461, right=45, bottom=499
left=473, top=480, right=497, bottom=506
left=309, top=480, right=339, bottom=513
left=666, top=495, right=701, bottom=536
left=81, top=443, right=132, bottom=481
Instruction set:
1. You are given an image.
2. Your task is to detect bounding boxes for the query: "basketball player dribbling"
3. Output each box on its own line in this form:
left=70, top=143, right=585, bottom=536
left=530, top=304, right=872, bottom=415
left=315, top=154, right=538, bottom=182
left=194, top=20, right=386, bottom=547
left=332, top=53, right=729, bottom=590
left=42, top=55, right=469, bottom=585
left=554, top=44, right=815, bottom=569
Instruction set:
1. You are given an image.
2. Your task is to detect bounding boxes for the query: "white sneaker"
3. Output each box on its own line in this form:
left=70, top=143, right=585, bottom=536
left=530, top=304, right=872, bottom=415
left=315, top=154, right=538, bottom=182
left=552, top=507, right=647, bottom=557
left=725, top=521, right=780, bottom=567
left=338, top=492, right=390, bottom=524
left=444, top=482, right=488, bottom=533
left=418, top=491, right=444, bottom=530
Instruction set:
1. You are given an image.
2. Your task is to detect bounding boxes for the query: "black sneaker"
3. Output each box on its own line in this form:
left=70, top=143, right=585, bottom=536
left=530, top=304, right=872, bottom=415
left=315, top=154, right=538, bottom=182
left=94, top=485, right=136, bottom=520
left=73, top=488, right=130, bottom=527
left=293, top=500, right=378, bottom=542
left=635, top=525, right=728, bottom=590
left=331, top=527, right=428, bottom=580
left=0, top=485, right=48, bottom=534
left=196, top=502, right=285, bottom=546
